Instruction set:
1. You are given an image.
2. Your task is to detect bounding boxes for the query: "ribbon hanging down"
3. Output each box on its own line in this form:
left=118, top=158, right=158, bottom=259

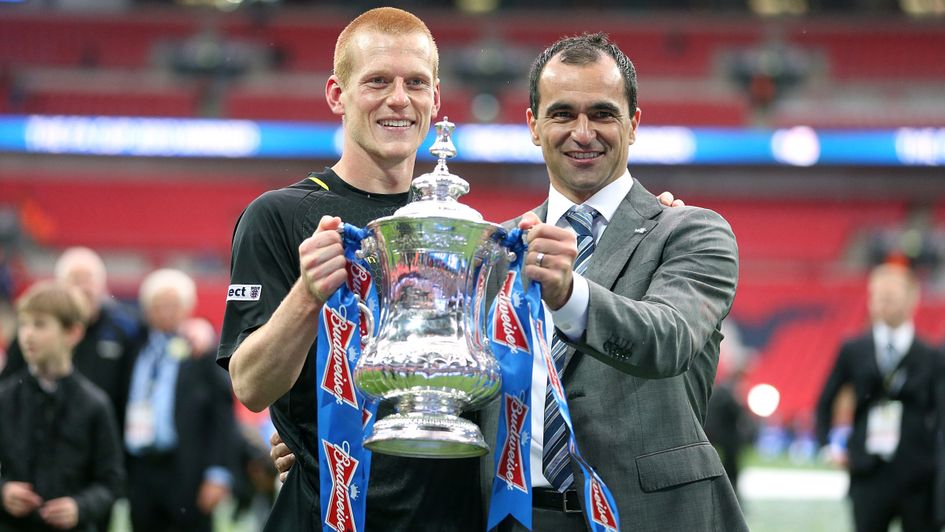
left=530, top=303, right=621, bottom=531
left=487, top=228, right=536, bottom=531
left=315, top=223, right=379, bottom=532
left=487, top=228, right=621, bottom=532
left=525, top=261, right=621, bottom=532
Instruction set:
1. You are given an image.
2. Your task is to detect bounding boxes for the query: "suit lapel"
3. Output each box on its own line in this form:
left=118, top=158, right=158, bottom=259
left=868, top=338, right=881, bottom=377
left=584, top=179, right=660, bottom=290
left=562, top=179, right=662, bottom=370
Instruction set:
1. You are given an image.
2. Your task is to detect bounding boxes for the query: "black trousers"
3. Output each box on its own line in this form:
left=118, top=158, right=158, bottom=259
left=495, top=507, right=587, bottom=532
left=261, top=462, right=318, bottom=532
left=849, top=462, right=938, bottom=532
left=128, top=453, right=211, bottom=532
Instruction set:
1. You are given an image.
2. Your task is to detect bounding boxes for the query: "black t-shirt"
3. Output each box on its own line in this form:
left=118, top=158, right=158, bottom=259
left=218, top=169, right=482, bottom=531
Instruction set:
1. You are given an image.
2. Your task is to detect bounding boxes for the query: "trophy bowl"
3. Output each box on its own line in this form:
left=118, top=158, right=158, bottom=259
left=354, top=119, right=504, bottom=458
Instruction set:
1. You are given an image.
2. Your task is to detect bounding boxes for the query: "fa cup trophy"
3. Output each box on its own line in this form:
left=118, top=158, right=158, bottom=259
left=354, top=118, right=505, bottom=458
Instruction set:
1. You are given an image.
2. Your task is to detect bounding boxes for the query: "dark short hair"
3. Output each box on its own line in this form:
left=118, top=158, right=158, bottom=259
left=528, top=32, right=637, bottom=117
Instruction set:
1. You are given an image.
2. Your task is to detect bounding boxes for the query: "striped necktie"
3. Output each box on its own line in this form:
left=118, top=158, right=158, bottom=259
left=879, top=342, right=899, bottom=377
left=542, top=204, right=597, bottom=491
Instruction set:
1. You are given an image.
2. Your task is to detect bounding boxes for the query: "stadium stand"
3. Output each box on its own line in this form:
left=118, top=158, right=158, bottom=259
left=1, top=3, right=944, bottom=441
left=221, top=84, right=335, bottom=122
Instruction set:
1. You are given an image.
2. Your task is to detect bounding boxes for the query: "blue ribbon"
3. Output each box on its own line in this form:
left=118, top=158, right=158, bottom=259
left=488, top=228, right=621, bottom=532
left=487, top=228, right=535, bottom=530
left=315, top=223, right=379, bottom=532
left=526, top=264, right=621, bottom=532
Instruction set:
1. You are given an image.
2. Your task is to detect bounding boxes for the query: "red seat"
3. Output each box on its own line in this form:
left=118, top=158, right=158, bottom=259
left=697, top=199, right=906, bottom=263
left=24, top=87, right=199, bottom=118
left=787, top=24, right=945, bottom=80
left=1, top=174, right=269, bottom=257
left=222, top=87, right=335, bottom=122
left=0, top=13, right=194, bottom=69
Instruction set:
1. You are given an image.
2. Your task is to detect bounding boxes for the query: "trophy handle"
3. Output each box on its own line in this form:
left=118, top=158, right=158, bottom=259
left=354, top=238, right=377, bottom=341
left=355, top=235, right=377, bottom=262
left=356, top=298, right=375, bottom=342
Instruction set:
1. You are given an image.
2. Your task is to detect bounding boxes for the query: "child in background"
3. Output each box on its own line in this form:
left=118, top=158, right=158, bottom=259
left=0, top=281, right=124, bottom=531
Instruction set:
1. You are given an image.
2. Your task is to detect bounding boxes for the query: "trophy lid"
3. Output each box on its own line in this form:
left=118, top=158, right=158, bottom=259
left=392, top=118, right=484, bottom=222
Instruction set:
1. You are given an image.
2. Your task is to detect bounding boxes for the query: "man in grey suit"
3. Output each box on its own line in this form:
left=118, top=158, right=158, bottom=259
left=483, top=33, right=747, bottom=531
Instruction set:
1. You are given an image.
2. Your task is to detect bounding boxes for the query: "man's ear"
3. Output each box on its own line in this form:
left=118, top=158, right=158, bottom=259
left=66, top=324, right=85, bottom=350
left=526, top=107, right=540, bottom=146
left=432, top=79, right=441, bottom=119
left=326, top=75, right=345, bottom=116
left=627, top=107, right=642, bottom=145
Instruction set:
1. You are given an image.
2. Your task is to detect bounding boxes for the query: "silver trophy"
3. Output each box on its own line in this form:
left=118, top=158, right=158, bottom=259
left=354, top=118, right=505, bottom=458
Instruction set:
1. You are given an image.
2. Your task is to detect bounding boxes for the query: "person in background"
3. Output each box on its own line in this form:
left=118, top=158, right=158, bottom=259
left=1, top=247, right=140, bottom=429
left=125, top=268, right=238, bottom=532
left=704, top=364, right=754, bottom=499
left=179, top=315, right=219, bottom=358
left=0, top=246, right=15, bottom=368
left=816, top=262, right=945, bottom=532
left=230, top=420, right=279, bottom=530
left=0, top=281, right=124, bottom=531
left=480, top=32, right=746, bottom=531
left=182, top=314, right=279, bottom=530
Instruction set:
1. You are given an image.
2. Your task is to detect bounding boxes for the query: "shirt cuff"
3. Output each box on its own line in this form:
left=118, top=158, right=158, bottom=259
left=551, top=273, right=589, bottom=342
left=204, top=466, right=233, bottom=488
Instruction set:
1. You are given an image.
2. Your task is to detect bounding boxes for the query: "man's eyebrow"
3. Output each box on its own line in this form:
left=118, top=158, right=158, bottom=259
left=358, top=70, right=388, bottom=79
left=590, top=102, right=622, bottom=114
left=544, top=101, right=623, bottom=116
left=544, top=102, right=573, bottom=116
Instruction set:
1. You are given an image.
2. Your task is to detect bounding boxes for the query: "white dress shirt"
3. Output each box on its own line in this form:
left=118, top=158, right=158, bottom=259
left=872, top=321, right=914, bottom=373
left=529, top=170, right=633, bottom=487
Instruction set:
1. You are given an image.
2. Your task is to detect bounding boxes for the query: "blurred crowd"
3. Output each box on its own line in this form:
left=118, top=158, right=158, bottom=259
left=0, top=246, right=277, bottom=531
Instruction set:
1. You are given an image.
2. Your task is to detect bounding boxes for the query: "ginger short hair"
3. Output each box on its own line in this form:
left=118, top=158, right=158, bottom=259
left=16, top=280, right=89, bottom=329
left=333, top=7, right=438, bottom=86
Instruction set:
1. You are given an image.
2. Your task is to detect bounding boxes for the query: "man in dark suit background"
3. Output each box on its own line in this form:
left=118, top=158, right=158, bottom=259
left=816, top=262, right=945, bottom=532
left=124, top=268, right=239, bottom=532
left=482, top=33, right=746, bottom=531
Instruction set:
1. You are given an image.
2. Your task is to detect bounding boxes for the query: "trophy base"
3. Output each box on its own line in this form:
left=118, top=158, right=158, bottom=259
left=364, top=413, right=488, bottom=459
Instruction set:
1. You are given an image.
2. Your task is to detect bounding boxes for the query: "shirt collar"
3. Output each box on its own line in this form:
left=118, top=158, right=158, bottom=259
left=873, top=321, right=915, bottom=355
left=26, top=367, right=74, bottom=395
left=546, top=169, right=633, bottom=226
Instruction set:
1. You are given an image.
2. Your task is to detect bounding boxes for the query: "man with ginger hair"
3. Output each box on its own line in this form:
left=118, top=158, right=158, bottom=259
left=217, top=8, right=482, bottom=531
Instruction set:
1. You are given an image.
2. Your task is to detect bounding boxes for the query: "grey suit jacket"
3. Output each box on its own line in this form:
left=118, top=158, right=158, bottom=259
left=481, top=179, right=747, bottom=531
